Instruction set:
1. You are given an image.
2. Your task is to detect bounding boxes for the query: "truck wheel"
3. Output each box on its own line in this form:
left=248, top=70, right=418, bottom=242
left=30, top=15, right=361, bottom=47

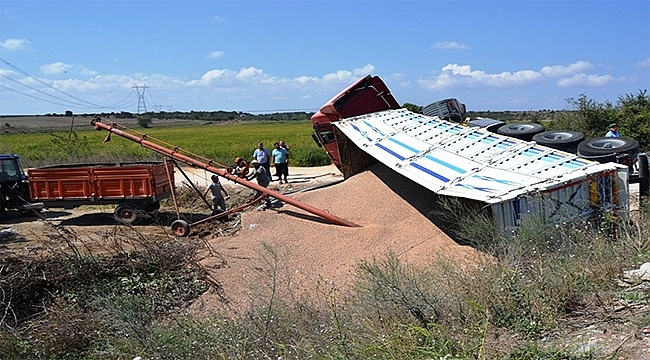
left=577, top=137, right=639, bottom=164
left=497, top=123, right=545, bottom=141
left=171, top=219, right=190, bottom=237
left=532, top=130, right=585, bottom=153
left=114, top=203, right=142, bottom=225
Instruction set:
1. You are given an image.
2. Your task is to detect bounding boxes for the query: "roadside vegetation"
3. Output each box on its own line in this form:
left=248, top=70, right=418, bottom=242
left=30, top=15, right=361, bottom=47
left=1, top=197, right=648, bottom=358
left=1, top=91, right=649, bottom=358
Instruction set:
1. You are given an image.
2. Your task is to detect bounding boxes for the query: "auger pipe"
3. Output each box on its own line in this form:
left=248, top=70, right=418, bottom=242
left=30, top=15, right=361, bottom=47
left=91, top=116, right=359, bottom=227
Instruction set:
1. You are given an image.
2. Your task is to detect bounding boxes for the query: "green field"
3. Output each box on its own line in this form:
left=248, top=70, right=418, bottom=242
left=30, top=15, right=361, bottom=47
left=0, top=120, right=331, bottom=168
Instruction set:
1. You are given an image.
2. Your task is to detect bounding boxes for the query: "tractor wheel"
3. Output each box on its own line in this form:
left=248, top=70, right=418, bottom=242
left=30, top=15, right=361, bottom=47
left=171, top=219, right=190, bottom=237
left=114, top=203, right=142, bottom=225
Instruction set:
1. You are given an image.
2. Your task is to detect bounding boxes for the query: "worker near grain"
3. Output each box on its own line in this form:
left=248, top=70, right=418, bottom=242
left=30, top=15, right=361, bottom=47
left=252, top=142, right=271, bottom=179
left=231, top=157, right=250, bottom=178
left=272, top=141, right=289, bottom=184
left=204, top=174, right=229, bottom=215
left=247, top=159, right=272, bottom=209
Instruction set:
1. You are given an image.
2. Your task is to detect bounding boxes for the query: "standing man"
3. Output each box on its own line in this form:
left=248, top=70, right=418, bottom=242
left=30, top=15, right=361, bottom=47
left=252, top=142, right=271, bottom=179
left=247, top=160, right=272, bottom=209
left=203, top=175, right=229, bottom=215
left=605, top=123, right=620, bottom=138
left=272, top=142, right=289, bottom=184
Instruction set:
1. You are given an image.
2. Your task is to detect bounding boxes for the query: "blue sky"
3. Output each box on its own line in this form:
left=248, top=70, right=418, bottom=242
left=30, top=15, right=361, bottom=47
left=1, top=1, right=649, bottom=115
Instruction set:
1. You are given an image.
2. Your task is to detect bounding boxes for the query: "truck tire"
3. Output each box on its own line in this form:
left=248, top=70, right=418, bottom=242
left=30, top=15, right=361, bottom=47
left=497, top=123, right=545, bottom=141
left=114, top=203, right=142, bottom=225
left=467, top=118, right=505, bottom=133
left=171, top=219, right=190, bottom=237
left=532, top=130, right=585, bottom=153
left=577, top=137, right=639, bottom=163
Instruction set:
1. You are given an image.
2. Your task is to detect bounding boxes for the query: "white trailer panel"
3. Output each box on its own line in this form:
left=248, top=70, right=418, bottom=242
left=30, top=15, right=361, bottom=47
left=335, top=109, right=628, bottom=229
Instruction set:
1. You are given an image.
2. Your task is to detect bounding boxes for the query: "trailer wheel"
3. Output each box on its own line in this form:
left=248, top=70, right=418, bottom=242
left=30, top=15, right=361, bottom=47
left=171, top=220, right=190, bottom=237
left=497, top=123, right=545, bottom=141
left=577, top=137, right=639, bottom=164
left=114, top=203, right=141, bottom=225
left=532, top=130, right=585, bottom=153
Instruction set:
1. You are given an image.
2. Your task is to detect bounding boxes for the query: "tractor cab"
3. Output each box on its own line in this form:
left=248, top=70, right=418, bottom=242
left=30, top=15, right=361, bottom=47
left=0, top=154, right=40, bottom=215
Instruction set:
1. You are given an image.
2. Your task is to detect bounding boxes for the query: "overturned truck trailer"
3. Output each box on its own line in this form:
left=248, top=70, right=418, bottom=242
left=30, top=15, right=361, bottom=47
left=334, top=108, right=629, bottom=232
left=311, top=75, right=629, bottom=233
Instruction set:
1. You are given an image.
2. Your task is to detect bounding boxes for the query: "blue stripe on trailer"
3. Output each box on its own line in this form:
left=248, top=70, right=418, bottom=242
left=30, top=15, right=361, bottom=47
left=471, top=174, right=521, bottom=186
left=362, top=120, right=386, bottom=137
left=423, top=154, right=467, bottom=174
left=387, top=137, right=420, bottom=153
left=350, top=123, right=374, bottom=142
left=410, top=162, right=450, bottom=183
left=454, top=183, right=497, bottom=193
left=375, top=143, right=406, bottom=161
left=388, top=136, right=468, bottom=175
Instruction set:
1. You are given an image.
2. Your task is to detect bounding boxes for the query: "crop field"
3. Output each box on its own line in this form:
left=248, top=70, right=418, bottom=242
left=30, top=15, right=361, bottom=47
left=0, top=119, right=329, bottom=168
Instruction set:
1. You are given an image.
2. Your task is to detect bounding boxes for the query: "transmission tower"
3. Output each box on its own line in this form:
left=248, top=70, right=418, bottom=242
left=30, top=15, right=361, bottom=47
left=131, top=84, right=150, bottom=113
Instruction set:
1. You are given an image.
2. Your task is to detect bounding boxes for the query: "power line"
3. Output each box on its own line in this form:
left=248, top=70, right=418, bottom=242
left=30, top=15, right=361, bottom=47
left=1, top=57, right=105, bottom=109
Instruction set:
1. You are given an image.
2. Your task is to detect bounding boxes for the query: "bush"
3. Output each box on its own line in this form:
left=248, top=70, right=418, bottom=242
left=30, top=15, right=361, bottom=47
left=551, top=90, right=649, bottom=152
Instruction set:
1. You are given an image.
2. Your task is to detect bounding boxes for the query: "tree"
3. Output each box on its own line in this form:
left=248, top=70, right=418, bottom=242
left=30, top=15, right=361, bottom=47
left=402, top=103, right=422, bottom=114
left=137, top=116, right=152, bottom=128
left=616, top=89, right=650, bottom=151
left=550, top=90, right=649, bottom=152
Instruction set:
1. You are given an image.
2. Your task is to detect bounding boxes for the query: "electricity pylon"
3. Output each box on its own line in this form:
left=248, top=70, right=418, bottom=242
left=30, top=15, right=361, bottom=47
left=132, top=84, right=150, bottom=114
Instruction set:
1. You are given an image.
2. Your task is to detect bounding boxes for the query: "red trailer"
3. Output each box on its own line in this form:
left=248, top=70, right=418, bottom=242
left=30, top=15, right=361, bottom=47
left=28, top=162, right=174, bottom=224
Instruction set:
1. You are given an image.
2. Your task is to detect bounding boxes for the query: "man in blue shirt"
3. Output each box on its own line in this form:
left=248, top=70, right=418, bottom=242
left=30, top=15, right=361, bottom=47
left=605, top=123, right=620, bottom=138
left=272, top=142, right=289, bottom=184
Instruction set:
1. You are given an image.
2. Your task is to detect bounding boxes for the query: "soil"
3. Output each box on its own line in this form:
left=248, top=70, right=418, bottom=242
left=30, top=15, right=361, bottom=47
left=1, top=164, right=648, bottom=358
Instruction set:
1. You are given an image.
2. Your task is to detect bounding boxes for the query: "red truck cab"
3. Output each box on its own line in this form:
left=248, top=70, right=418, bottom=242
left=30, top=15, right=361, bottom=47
left=311, top=75, right=400, bottom=169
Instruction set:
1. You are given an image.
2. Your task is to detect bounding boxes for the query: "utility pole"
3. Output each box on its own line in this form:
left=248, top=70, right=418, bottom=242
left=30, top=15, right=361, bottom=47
left=131, top=84, right=150, bottom=114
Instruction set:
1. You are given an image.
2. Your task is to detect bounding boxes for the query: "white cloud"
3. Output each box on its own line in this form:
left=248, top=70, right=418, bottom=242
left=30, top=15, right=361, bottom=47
left=0, top=38, right=31, bottom=51
left=81, top=68, right=98, bottom=76
left=432, top=41, right=469, bottom=50
left=198, top=69, right=228, bottom=85
left=419, top=63, right=542, bottom=90
left=417, top=61, right=625, bottom=91
left=557, top=74, right=616, bottom=87
left=353, top=64, right=375, bottom=76
left=634, top=57, right=650, bottom=69
left=541, top=61, right=593, bottom=77
left=322, top=70, right=354, bottom=84
left=41, top=62, right=72, bottom=75
left=208, top=51, right=224, bottom=59
left=235, top=67, right=264, bottom=80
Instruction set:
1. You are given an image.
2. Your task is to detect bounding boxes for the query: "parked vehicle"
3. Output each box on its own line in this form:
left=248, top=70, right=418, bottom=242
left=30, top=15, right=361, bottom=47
left=27, top=162, right=175, bottom=224
left=0, top=154, right=42, bottom=216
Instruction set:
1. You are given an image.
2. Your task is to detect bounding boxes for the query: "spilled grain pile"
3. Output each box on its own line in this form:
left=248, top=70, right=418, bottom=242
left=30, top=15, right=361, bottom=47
left=193, top=163, right=478, bottom=313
